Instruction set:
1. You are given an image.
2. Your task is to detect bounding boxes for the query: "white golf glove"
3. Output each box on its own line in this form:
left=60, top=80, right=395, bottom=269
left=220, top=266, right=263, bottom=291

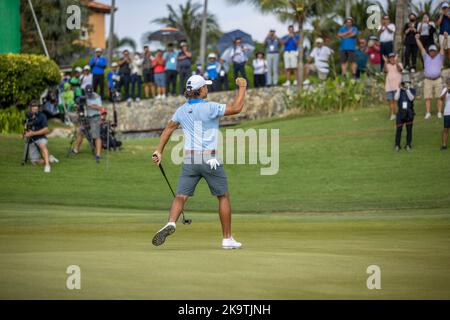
left=206, top=158, right=220, bottom=170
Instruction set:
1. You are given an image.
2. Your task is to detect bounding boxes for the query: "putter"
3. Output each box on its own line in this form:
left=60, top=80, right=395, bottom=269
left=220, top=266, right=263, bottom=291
left=156, top=161, right=192, bottom=225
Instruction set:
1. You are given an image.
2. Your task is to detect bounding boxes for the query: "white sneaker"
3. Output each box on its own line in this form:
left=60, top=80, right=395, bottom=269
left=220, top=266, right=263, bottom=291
left=222, top=236, right=242, bottom=249
left=293, top=80, right=298, bottom=86
left=136, top=98, right=141, bottom=102
left=49, top=155, right=59, bottom=164
left=283, top=80, right=291, bottom=87
left=425, top=112, right=432, bottom=120
left=410, top=68, right=416, bottom=73
left=390, top=114, right=396, bottom=121
left=44, top=165, right=51, bottom=173
left=161, top=95, right=167, bottom=100
left=438, top=112, right=443, bottom=119
left=152, top=222, right=176, bottom=246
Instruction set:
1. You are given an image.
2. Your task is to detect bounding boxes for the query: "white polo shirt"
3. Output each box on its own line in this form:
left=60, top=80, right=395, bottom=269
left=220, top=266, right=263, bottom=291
left=378, top=23, right=396, bottom=43
left=309, top=46, right=333, bottom=73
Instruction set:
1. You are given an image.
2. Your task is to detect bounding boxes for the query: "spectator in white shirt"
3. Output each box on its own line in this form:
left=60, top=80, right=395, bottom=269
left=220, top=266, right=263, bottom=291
left=252, top=52, right=268, bottom=88
left=377, top=15, right=396, bottom=71
left=131, top=52, right=144, bottom=102
left=80, top=65, right=93, bottom=92
left=304, top=38, right=333, bottom=81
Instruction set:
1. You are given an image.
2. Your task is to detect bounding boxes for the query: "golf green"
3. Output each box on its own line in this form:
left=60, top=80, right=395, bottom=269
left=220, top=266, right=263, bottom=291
left=0, top=105, right=449, bottom=299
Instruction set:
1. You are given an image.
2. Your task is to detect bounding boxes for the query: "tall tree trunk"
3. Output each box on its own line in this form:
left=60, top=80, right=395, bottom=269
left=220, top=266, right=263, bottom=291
left=297, top=15, right=304, bottom=92
left=345, top=0, right=352, bottom=18
left=108, top=0, right=115, bottom=67
left=199, top=0, right=208, bottom=68
left=394, top=0, right=408, bottom=56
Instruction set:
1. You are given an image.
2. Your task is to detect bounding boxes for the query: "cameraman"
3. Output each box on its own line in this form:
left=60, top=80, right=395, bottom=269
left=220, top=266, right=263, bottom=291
left=394, top=77, right=416, bottom=152
left=24, top=101, right=59, bottom=173
left=71, top=85, right=103, bottom=162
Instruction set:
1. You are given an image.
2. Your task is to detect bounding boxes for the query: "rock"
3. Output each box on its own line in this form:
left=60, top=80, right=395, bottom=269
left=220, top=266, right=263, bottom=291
left=48, top=128, right=72, bottom=138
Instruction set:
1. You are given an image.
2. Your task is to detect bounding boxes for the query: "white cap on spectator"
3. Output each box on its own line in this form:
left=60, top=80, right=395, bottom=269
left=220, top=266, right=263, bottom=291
left=428, top=45, right=438, bottom=51
left=186, top=75, right=212, bottom=91
left=315, top=37, right=324, bottom=44
left=442, top=2, right=450, bottom=8
left=111, top=62, right=118, bottom=67
left=95, top=48, right=102, bottom=52
left=83, top=65, right=91, bottom=71
left=75, top=67, right=82, bottom=73
left=208, top=53, right=217, bottom=59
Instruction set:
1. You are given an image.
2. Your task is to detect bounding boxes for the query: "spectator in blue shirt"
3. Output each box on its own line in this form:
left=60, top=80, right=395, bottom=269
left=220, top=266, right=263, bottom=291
left=437, top=2, right=450, bottom=60
left=107, top=62, right=120, bottom=101
left=206, top=53, right=220, bottom=92
left=337, top=18, right=359, bottom=79
left=163, top=43, right=179, bottom=96
left=89, top=48, right=107, bottom=98
left=281, top=25, right=300, bottom=86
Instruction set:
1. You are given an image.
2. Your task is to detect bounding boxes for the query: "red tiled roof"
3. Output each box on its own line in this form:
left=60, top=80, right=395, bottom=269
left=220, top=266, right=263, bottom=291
left=88, top=1, right=114, bottom=13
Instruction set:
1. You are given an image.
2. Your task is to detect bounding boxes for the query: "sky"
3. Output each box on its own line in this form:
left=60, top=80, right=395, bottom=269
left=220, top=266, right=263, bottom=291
left=104, top=0, right=289, bottom=50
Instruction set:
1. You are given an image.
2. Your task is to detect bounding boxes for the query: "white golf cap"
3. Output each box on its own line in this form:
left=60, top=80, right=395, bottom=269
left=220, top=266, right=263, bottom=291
left=83, top=65, right=91, bottom=71
left=186, top=75, right=212, bottom=91
left=95, top=48, right=102, bottom=52
left=208, top=53, right=217, bottom=59
left=429, top=44, right=438, bottom=51
left=442, top=2, right=449, bottom=8
left=111, top=62, right=118, bottom=67
left=315, top=37, right=324, bottom=44
left=75, top=67, right=82, bottom=72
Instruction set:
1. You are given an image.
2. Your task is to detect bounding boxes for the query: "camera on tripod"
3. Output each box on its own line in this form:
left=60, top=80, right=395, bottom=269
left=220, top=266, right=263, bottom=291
left=23, top=112, right=37, bottom=133
left=75, top=96, right=88, bottom=117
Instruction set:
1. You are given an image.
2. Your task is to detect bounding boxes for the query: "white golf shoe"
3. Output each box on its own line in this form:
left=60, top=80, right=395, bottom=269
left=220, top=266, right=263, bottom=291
left=425, top=112, right=432, bottom=120
left=152, top=222, right=176, bottom=246
left=438, top=112, right=443, bottom=119
left=49, top=155, right=59, bottom=163
left=222, top=236, right=242, bottom=249
left=44, top=165, right=51, bottom=173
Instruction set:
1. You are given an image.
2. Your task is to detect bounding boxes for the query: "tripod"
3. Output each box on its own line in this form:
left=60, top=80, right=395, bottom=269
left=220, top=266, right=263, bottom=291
left=67, top=114, right=95, bottom=157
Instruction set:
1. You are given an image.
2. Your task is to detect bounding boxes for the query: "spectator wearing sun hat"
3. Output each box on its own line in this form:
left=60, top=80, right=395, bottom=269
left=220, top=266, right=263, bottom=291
left=89, top=48, right=107, bottom=98
left=80, top=65, right=93, bottom=92
left=252, top=51, right=268, bottom=88
left=206, top=53, right=220, bottom=92
left=304, top=37, right=333, bottom=81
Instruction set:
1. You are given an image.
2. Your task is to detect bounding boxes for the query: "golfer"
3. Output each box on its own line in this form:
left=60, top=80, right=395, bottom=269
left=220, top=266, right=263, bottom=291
left=152, top=75, right=247, bottom=249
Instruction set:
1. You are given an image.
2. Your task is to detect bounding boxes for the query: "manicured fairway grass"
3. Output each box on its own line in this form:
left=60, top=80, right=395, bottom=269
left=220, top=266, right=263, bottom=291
left=0, top=105, right=449, bottom=299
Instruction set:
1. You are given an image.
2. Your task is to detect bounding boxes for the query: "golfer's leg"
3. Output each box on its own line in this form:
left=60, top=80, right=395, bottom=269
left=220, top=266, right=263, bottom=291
left=218, top=193, right=231, bottom=239
left=168, top=195, right=188, bottom=223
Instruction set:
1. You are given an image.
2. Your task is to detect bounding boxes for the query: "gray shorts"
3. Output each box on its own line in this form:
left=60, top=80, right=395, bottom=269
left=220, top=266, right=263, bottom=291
left=25, top=137, right=47, bottom=162
left=177, top=155, right=228, bottom=197
left=82, top=115, right=100, bottom=139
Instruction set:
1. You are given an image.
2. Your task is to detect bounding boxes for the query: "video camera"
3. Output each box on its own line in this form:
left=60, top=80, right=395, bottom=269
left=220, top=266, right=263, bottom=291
left=75, top=95, right=88, bottom=117
left=23, top=112, right=37, bottom=132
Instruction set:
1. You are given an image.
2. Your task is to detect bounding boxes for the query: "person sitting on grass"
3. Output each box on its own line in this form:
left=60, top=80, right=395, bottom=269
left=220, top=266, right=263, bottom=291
left=383, top=53, right=403, bottom=121
left=69, top=67, right=83, bottom=98
left=394, top=76, right=416, bottom=152
left=23, top=101, right=59, bottom=173
left=439, top=78, right=450, bottom=150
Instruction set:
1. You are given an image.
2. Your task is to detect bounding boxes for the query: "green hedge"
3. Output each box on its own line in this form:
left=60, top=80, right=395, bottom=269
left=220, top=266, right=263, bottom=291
left=0, top=107, right=25, bottom=134
left=0, top=53, right=61, bottom=108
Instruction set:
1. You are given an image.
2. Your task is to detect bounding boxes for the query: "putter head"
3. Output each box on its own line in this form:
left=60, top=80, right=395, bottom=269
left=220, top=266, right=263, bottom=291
left=182, top=218, right=192, bottom=225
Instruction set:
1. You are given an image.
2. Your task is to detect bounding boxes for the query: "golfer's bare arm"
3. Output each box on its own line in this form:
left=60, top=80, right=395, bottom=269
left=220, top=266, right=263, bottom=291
left=154, top=120, right=179, bottom=156
left=224, top=82, right=247, bottom=116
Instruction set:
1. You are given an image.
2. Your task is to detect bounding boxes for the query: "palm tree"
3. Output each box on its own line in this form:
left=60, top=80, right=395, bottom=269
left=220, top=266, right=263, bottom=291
left=411, top=0, right=440, bottom=20
left=394, top=0, right=410, bottom=56
left=227, top=0, right=333, bottom=91
left=374, top=0, right=398, bottom=22
left=335, top=0, right=375, bottom=31
left=151, top=0, right=221, bottom=54
left=106, top=34, right=137, bottom=52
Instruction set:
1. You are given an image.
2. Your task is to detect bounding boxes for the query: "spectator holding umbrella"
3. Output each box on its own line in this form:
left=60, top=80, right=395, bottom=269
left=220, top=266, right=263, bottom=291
left=89, top=48, right=107, bottom=98
left=230, top=37, right=250, bottom=81
left=264, top=29, right=281, bottom=86
left=367, top=36, right=381, bottom=76
left=153, top=50, right=167, bottom=100
left=178, top=42, right=192, bottom=95
left=252, top=51, right=268, bottom=88
left=403, top=13, right=419, bottom=73
left=131, top=52, right=144, bottom=103
left=416, top=32, right=446, bottom=120
left=118, top=49, right=132, bottom=104
left=164, top=43, right=179, bottom=96
left=337, top=18, right=358, bottom=79
left=377, top=15, right=396, bottom=71
left=281, top=25, right=300, bottom=86
left=437, top=2, right=450, bottom=60
left=143, top=45, right=156, bottom=99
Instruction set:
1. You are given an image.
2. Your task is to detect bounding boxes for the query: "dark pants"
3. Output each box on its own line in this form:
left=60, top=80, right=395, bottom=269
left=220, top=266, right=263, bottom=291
left=233, top=62, right=247, bottom=81
left=119, top=73, right=131, bottom=100
left=165, top=70, right=178, bottom=95
left=253, top=74, right=266, bottom=88
left=218, top=75, right=229, bottom=92
left=131, top=74, right=142, bottom=99
left=395, top=117, right=413, bottom=147
left=93, top=74, right=105, bottom=98
left=207, top=79, right=220, bottom=92
left=404, top=43, right=418, bottom=70
left=179, top=68, right=191, bottom=95
left=380, top=41, right=394, bottom=71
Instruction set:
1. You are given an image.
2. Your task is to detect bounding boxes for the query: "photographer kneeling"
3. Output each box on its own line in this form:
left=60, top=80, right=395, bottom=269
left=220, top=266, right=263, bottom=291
left=71, top=85, right=103, bottom=163
left=24, top=101, right=59, bottom=173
